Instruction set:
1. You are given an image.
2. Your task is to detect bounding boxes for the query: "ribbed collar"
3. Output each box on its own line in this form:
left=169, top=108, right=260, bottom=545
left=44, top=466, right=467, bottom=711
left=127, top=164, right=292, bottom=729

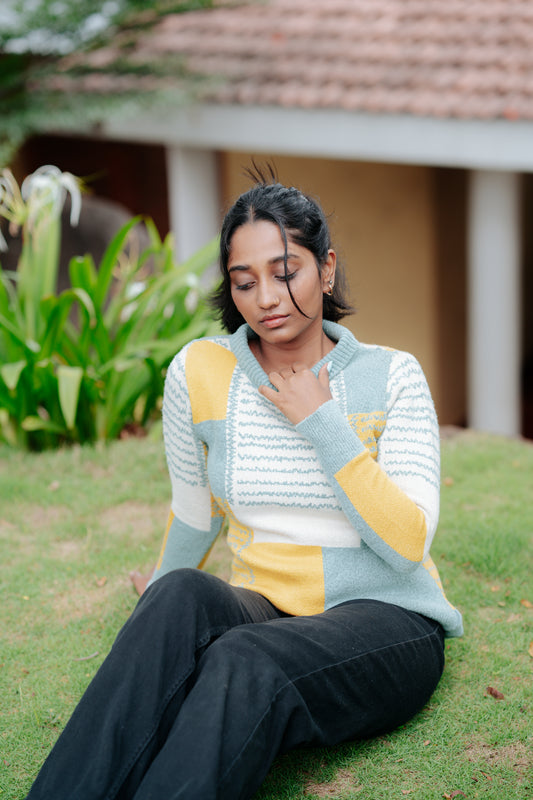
left=230, top=321, right=359, bottom=389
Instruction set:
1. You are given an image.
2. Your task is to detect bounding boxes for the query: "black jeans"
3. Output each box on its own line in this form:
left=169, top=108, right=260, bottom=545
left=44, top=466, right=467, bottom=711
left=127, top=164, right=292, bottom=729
left=26, top=569, right=445, bottom=800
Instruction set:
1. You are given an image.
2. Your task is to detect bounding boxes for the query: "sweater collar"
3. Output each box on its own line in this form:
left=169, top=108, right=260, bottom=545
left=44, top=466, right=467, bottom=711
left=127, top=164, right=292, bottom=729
left=230, top=320, right=359, bottom=389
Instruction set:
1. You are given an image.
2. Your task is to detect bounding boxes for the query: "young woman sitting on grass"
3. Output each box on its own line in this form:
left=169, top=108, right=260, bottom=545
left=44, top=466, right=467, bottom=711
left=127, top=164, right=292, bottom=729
left=26, top=170, right=463, bottom=800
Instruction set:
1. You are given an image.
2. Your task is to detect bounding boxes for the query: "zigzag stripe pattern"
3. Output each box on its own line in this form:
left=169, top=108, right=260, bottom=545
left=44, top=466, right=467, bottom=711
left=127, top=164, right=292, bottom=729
left=347, top=411, right=387, bottom=459
left=163, top=349, right=209, bottom=488
left=152, top=324, right=463, bottom=637
left=227, top=368, right=339, bottom=510
left=380, top=350, right=441, bottom=491
left=214, top=496, right=256, bottom=588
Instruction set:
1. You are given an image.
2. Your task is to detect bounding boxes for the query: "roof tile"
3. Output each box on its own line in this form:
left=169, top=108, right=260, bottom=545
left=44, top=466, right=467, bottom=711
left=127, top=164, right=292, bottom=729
left=54, top=0, right=533, bottom=120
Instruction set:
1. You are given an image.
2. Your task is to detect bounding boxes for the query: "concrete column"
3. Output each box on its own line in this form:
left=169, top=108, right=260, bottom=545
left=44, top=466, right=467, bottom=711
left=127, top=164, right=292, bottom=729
left=467, top=170, right=522, bottom=436
left=165, top=146, right=220, bottom=263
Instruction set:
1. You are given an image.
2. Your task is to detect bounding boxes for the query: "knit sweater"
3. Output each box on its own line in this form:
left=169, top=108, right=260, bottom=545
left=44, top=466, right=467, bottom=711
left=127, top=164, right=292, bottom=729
left=150, top=321, right=463, bottom=638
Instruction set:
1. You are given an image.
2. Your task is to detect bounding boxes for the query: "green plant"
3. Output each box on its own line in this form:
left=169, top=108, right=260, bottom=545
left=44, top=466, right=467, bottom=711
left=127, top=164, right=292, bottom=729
left=0, top=165, right=220, bottom=449
left=0, top=2, right=218, bottom=164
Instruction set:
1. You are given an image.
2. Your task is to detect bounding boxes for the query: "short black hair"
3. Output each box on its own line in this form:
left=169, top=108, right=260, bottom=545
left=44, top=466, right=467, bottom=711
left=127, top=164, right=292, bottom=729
left=210, top=166, right=353, bottom=333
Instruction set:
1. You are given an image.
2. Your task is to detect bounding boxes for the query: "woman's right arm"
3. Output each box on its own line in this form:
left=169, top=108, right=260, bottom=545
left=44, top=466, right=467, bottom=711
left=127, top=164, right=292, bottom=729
left=148, top=349, right=225, bottom=587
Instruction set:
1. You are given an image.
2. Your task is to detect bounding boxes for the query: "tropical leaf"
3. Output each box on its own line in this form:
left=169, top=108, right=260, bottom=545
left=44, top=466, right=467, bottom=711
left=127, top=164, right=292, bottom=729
left=93, top=216, right=142, bottom=309
left=21, top=415, right=65, bottom=434
left=0, top=360, right=26, bottom=391
left=0, top=167, right=218, bottom=449
left=68, top=254, right=98, bottom=294
left=57, top=365, right=83, bottom=429
left=0, top=311, right=40, bottom=353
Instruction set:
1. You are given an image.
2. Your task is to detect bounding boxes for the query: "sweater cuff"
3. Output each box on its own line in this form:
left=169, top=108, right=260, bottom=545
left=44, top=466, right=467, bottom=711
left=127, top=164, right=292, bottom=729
left=296, top=399, right=366, bottom=474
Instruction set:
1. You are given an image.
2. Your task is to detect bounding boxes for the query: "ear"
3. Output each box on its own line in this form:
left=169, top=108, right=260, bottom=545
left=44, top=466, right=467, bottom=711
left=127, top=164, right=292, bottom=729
left=322, top=250, right=337, bottom=294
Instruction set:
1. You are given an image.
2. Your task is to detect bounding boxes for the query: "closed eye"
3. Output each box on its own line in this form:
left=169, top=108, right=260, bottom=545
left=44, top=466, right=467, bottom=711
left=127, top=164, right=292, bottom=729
left=234, top=272, right=296, bottom=290
left=275, top=271, right=296, bottom=282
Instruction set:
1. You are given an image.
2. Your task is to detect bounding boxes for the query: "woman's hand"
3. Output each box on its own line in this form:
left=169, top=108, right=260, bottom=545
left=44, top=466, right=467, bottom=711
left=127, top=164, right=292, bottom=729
left=259, top=362, right=332, bottom=424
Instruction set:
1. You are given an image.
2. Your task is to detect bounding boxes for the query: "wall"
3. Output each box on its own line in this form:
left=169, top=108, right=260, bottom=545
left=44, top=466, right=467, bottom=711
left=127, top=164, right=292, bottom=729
left=13, top=137, right=470, bottom=425
left=13, top=135, right=170, bottom=236
left=220, top=152, right=456, bottom=418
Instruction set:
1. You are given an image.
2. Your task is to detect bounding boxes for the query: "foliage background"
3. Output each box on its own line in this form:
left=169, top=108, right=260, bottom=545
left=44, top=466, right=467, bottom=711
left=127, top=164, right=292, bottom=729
left=0, top=0, right=217, bottom=164
left=0, top=165, right=220, bottom=449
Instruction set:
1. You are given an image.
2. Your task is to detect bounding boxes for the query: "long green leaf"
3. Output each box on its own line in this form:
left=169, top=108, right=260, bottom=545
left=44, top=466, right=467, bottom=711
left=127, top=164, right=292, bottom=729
left=2, top=211, right=218, bottom=449
left=0, top=273, right=12, bottom=317
left=69, top=254, right=98, bottom=294
left=0, top=311, right=40, bottom=353
left=57, top=365, right=83, bottom=429
left=105, top=282, right=163, bottom=352
left=0, top=360, right=26, bottom=391
left=87, top=314, right=113, bottom=365
left=102, top=236, right=217, bottom=336
left=0, top=408, right=17, bottom=446
left=40, top=288, right=96, bottom=361
left=98, top=315, right=212, bottom=377
left=94, top=216, right=142, bottom=309
left=21, top=415, right=65, bottom=434
left=110, top=272, right=202, bottom=353
left=17, top=217, right=61, bottom=342
left=0, top=272, right=26, bottom=337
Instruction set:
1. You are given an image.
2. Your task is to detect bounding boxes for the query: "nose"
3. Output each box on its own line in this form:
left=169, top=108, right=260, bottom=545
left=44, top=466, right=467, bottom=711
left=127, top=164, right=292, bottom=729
left=256, top=279, right=280, bottom=309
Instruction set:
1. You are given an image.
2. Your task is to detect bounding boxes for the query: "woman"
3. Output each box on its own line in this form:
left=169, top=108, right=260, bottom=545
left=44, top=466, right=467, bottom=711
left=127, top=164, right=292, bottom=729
left=27, top=174, right=463, bottom=800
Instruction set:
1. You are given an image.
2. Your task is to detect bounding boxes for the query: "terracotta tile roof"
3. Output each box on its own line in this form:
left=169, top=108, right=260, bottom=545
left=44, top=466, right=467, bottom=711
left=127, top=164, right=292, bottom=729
left=53, top=0, right=533, bottom=120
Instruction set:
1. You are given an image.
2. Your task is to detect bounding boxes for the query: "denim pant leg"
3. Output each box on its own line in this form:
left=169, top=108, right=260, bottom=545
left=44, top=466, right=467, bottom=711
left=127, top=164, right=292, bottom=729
left=134, top=599, right=445, bottom=800
left=25, top=569, right=282, bottom=800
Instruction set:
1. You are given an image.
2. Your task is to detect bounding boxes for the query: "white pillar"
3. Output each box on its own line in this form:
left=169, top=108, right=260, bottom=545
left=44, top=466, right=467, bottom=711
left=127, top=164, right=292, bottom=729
left=165, top=146, right=220, bottom=263
left=467, top=170, right=522, bottom=436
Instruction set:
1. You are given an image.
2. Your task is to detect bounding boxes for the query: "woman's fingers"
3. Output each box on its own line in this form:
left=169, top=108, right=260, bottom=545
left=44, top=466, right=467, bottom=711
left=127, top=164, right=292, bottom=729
left=270, top=362, right=308, bottom=384
left=259, top=362, right=332, bottom=424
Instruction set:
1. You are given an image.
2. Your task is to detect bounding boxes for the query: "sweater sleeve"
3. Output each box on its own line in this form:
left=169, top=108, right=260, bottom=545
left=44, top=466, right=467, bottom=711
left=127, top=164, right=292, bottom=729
left=296, top=351, right=440, bottom=573
left=148, top=348, right=224, bottom=587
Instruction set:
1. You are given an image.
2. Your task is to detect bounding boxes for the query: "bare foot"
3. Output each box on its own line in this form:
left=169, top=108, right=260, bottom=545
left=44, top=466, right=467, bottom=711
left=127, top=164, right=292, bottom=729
left=129, top=568, right=154, bottom=596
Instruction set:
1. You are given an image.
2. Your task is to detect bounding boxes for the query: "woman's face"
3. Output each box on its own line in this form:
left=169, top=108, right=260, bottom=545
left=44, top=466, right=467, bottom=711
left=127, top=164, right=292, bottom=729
left=227, top=220, right=335, bottom=349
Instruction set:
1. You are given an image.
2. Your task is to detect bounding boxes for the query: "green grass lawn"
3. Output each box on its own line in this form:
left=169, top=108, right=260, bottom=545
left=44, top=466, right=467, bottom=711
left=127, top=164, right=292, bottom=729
left=1, top=430, right=532, bottom=799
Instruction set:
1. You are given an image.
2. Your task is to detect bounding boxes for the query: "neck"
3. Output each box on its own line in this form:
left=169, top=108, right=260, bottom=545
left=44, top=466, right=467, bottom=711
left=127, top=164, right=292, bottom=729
left=251, top=326, right=334, bottom=374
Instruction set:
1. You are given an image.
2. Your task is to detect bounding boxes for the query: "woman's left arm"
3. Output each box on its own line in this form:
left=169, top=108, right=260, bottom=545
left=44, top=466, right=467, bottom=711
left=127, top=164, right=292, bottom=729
left=262, top=354, right=440, bottom=573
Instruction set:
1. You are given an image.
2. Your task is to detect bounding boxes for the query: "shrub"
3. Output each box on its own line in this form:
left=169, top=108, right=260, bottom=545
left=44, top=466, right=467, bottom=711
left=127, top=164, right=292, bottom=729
left=0, top=165, right=219, bottom=449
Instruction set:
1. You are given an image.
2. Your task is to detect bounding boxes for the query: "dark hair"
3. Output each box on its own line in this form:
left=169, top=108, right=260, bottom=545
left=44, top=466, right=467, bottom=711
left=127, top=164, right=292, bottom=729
left=210, top=167, right=353, bottom=333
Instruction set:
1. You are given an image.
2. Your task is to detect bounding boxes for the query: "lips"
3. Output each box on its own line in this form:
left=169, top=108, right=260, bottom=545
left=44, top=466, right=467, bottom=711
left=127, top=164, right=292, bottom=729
left=260, top=315, right=289, bottom=329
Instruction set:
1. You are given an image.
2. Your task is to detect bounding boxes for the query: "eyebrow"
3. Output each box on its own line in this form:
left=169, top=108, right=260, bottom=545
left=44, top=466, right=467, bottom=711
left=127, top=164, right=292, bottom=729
left=228, top=264, right=250, bottom=274
left=228, top=253, right=299, bottom=273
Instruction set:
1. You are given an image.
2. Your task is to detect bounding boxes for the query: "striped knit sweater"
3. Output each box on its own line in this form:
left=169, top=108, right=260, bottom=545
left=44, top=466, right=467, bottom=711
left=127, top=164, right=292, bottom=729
left=150, top=320, right=463, bottom=638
